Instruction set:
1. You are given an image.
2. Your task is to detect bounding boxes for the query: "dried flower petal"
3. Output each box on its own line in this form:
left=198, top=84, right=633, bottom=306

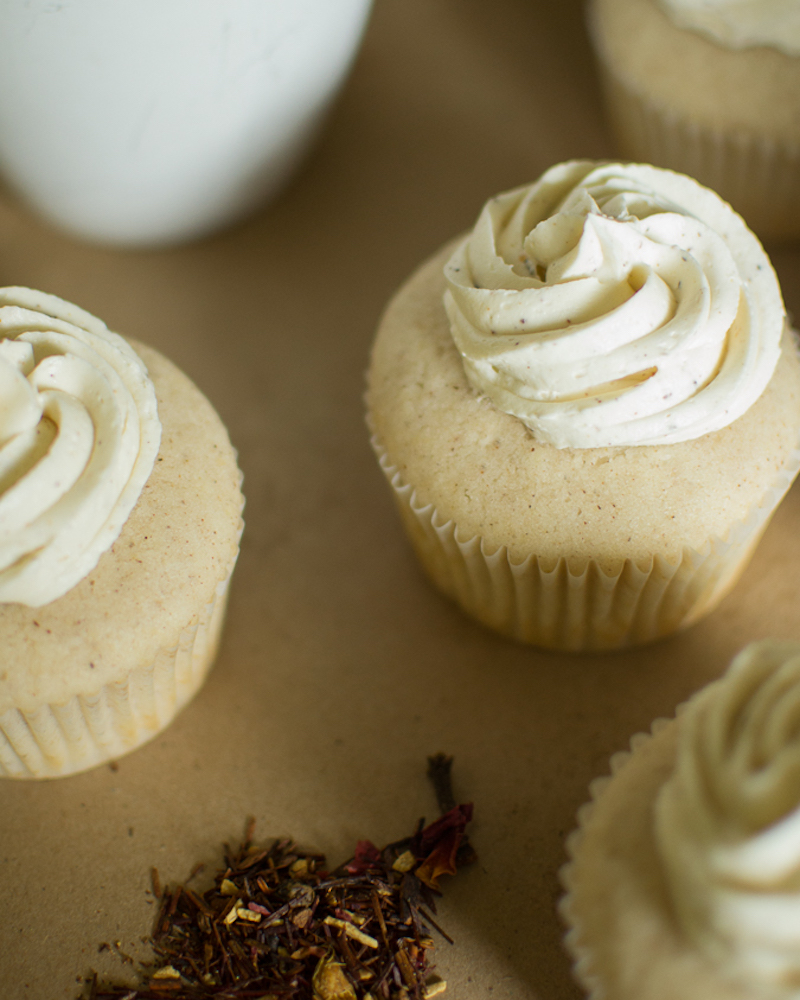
left=150, top=966, right=181, bottom=980
left=418, top=804, right=473, bottom=856
left=392, top=850, right=416, bottom=873
left=415, top=804, right=473, bottom=890
left=312, top=953, right=357, bottom=1000
left=344, top=839, right=382, bottom=876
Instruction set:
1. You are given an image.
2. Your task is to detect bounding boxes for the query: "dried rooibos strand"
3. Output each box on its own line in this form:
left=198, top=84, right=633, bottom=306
left=83, top=757, right=475, bottom=1000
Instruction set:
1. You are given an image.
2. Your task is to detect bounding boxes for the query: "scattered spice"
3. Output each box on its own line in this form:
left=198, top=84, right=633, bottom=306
left=83, top=754, right=474, bottom=1000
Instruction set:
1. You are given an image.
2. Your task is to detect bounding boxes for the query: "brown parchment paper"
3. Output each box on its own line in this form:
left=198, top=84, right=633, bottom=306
left=1, top=1, right=800, bottom=998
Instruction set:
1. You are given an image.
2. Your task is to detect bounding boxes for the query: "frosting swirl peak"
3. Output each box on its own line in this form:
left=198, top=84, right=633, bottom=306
left=444, top=161, right=783, bottom=448
left=656, top=639, right=800, bottom=995
left=0, top=287, right=160, bottom=607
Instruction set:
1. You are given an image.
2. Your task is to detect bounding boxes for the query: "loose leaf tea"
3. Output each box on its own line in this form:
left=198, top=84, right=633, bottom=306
left=83, top=754, right=474, bottom=1000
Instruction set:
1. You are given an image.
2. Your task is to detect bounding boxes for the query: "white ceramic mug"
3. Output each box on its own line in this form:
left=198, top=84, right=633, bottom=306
left=0, top=0, right=373, bottom=246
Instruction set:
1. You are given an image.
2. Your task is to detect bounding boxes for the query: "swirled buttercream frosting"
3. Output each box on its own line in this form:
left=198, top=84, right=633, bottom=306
left=0, top=287, right=160, bottom=607
left=655, top=639, right=800, bottom=995
left=443, top=161, right=784, bottom=448
left=658, top=0, right=800, bottom=57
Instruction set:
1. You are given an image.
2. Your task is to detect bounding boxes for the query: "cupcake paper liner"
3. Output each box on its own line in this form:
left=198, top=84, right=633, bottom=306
left=595, top=59, right=800, bottom=241
left=0, top=514, right=243, bottom=780
left=370, top=431, right=800, bottom=652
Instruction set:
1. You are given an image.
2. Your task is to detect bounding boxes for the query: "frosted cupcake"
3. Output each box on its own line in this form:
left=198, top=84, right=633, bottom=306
left=366, top=161, right=800, bottom=651
left=561, top=638, right=800, bottom=999
left=588, top=0, right=800, bottom=240
left=0, top=288, right=244, bottom=778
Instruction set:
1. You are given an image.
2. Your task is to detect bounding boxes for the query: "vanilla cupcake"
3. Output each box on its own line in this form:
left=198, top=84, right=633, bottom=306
left=366, top=161, right=800, bottom=651
left=588, top=0, right=800, bottom=240
left=561, top=638, right=800, bottom=999
left=0, top=288, right=243, bottom=778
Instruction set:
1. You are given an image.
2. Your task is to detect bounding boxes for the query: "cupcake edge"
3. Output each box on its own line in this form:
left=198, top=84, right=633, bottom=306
left=367, top=418, right=800, bottom=651
left=591, top=30, right=800, bottom=240
left=0, top=502, right=243, bottom=779
left=559, top=714, right=674, bottom=1000
left=556, top=699, right=779, bottom=1000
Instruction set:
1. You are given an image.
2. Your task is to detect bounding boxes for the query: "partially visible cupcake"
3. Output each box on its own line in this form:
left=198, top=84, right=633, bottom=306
left=588, top=0, right=800, bottom=240
left=366, top=160, right=800, bottom=651
left=0, top=287, right=244, bottom=778
left=561, top=638, right=800, bottom=999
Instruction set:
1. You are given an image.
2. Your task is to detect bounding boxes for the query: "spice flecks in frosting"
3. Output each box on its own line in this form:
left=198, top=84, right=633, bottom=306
left=444, top=161, right=783, bottom=448
left=658, top=0, right=800, bottom=57
left=0, top=287, right=160, bottom=606
left=656, top=639, right=800, bottom=995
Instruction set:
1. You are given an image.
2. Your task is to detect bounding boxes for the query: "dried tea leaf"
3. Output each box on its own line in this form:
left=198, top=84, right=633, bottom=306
left=81, top=756, right=475, bottom=1000
left=322, top=916, right=379, bottom=949
left=312, top=954, right=357, bottom=1000
left=291, top=906, right=314, bottom=929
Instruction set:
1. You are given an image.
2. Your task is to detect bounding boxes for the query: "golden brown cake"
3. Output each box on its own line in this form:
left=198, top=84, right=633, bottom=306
left=588, top=0, right=800, bottom=240
left=0, top=288, right=244, bottom=778
left=366, top=161, right=800, bottom=651
left=561, top=639, right=800, bottom=1000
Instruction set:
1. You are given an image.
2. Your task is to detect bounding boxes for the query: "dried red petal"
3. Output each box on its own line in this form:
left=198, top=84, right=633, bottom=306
left=418, top=804, right=472, bottom=856
left=414, top=804, right=473, bottom=890
left=343, top=839, right=381, bottom=874
left=415, top=830, right=459, bottom=890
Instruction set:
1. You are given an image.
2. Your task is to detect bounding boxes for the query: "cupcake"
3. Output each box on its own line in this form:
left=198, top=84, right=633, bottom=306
left=0, top=287, right=244, bottom=778
left=561, top=638, right=800, bottom=999
left=366, top=160, right=800, bottom=652
left=587, top=0, right=800, bottom=240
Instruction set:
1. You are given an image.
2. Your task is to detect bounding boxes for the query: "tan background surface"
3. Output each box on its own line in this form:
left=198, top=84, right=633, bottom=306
left=1, top=1, right=799, bottom=998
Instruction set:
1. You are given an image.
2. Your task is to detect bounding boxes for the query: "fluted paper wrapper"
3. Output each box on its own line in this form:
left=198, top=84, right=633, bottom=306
left=595, top=59, right=800, bottom=242
left=0, top=553, right=241, bottom=780
left=370, top=433, right=800, bottom=652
